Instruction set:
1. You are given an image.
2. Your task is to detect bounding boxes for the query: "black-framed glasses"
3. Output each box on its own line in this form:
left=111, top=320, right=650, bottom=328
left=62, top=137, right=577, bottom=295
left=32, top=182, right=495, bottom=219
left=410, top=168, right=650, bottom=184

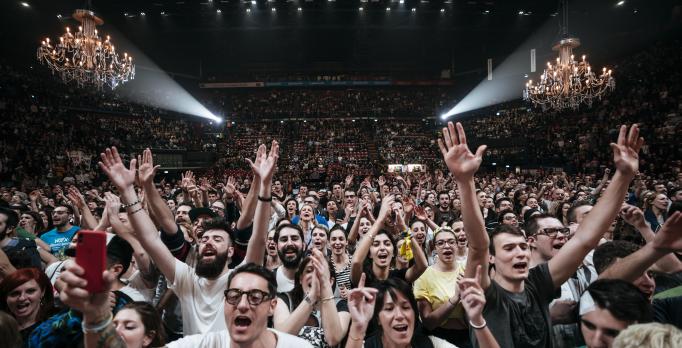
left=434, top=239, right=457, bottom=247
left=537, top=227, right=570, bottom=239
left=224, top=289, right=272, bottom=306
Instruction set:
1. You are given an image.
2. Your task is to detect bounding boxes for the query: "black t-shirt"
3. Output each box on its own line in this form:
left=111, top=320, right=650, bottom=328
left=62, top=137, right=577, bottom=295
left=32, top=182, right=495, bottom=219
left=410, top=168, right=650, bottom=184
left=358, top=267, right=409, bottom=289
left=653, top=296, right=682, bottom=330
left=474, top=262, right=556, bottom=348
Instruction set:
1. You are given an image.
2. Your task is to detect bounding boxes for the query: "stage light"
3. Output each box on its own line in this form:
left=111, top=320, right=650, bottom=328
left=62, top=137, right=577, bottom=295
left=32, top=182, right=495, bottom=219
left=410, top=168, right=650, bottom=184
left=20, top=2, right=30, bottom=7
left=617, top=1, right=625, bottom=6
left=57, top=14, right=62, bottom=19
left=399, top=0, right=404, bottom=4
left=359, top=7, right=363, bottom=11
left=246, top=8, right=251, bottom=13
left=483, top=10, right=490, bottom=14
left=252, top=0, right=256, bottom=4
left=386, top=7, right=390, bottom=11
left=518, top=10, right=524, bottom=15
left=297, top=7, right=302, bottom=11
left=440, top=8, right=445, bottom=13
left=272, top=7, right=276, bottom=12
left=140, top=12, right=145, bottom=16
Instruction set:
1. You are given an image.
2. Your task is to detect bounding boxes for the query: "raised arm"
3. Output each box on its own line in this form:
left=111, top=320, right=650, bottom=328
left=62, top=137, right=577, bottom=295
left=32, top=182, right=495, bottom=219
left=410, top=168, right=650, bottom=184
left=459, top=265, right=501, bottom=348
left=600, top=211, right=682, bottom=282
left=138, top=148, right=177, bottom=235
left=438, top=122, right=490, bottom=288
left=99, top=147, right=177, bottom=284
left=67, top=187, right=97, bottom=230
left=620, top=204, right=682, bottom=274
left=237, top=171, right=261, bottom=231
left=242, top=141, right=279, bottom=264
left=104, top=193, right=153, bottom=278
left=350, top=195, right=394, bottom=286
left=549, top=125, right=643, bottom=287
left=345, top=273, right=378, bottom=348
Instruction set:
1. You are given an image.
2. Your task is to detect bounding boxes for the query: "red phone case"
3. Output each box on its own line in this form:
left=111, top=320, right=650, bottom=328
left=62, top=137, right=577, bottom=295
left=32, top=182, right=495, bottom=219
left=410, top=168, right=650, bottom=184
left=75, top=230, right=107, bottom=293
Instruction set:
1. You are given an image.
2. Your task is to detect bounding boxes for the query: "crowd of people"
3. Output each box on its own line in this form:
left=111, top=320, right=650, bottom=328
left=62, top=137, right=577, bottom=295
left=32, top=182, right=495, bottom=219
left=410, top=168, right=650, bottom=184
left=0, top=38, right=681, bottom=348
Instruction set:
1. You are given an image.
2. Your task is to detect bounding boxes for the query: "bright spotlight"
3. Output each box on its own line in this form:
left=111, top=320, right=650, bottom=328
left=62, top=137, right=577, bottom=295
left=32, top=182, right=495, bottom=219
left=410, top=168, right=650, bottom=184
left=386, top=7, right=390, bottom=11
left=246, top=8, right=251, bottom=13
left=440, top=8, right=445, bottom=13
left=251, top=0, right=256, bottom=4
left=216, top=9, right=221, bottom=13
left=616, top=1, right=625, bottom=6
left=140, top=12, right=145, bottom=16
left=411, top=8, right=416, bottom=12
left=20, top=2, right=30, bottom=7
left=399, top=0, right=404, bottom=4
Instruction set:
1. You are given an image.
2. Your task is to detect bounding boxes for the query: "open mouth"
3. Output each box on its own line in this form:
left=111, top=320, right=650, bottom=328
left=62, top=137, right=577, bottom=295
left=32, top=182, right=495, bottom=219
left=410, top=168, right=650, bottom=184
left=202, top=248, right=217, bottom=257
left=393, top=324, right=408, bottom=332
left=377, top=253, right=389, bottom=260
left=234, top=316, right=252, bottom=328
left=513, top=262, right=528, bottom=271
left=442, top=250, right=453, bottom=256
left=553, top=242, right=565, bottom=250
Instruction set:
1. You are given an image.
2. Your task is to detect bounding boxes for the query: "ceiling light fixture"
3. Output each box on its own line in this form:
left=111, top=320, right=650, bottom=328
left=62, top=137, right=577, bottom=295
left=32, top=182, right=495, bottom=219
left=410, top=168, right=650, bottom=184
left=37, top=2, right=135, bottom=90
left=524, top=0, right=614, bottom=110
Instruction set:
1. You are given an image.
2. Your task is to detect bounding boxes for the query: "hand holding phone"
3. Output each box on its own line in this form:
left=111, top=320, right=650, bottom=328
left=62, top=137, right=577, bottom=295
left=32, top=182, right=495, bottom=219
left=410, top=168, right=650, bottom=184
left=75, top=230, right=107, bottom=293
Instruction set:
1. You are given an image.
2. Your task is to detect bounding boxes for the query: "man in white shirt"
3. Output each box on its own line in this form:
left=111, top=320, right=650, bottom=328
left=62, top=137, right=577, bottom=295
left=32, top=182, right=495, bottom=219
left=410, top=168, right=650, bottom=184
left=96, top=143, right=278, bottom=334
left=273, top=223, right=306, bottom=292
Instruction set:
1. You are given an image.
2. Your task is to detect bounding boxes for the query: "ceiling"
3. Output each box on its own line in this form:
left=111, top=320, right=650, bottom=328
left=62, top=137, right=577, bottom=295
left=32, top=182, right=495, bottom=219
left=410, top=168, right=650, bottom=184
left=1, top=0, right=680, bottom=87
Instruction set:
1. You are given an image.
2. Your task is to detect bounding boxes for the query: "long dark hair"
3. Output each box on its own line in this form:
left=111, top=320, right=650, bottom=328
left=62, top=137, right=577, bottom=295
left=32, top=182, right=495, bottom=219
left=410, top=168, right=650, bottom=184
left=283, top=198, right=299, bottom=219
left=119, top=302, right=166, bottom=347
left=289, top=256, right=336, bottom=309
left=368, top=278, right=434, bottom=348
left=361, top=230, right=397, bottom=286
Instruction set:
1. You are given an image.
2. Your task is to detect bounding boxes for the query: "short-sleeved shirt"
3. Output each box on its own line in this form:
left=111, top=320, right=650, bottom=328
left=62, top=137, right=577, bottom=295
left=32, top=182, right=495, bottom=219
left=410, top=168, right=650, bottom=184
left=413, top=266, right=466, bottom=324
left=40, top=225, right=80, bottom=256
left=653, top=296, right=682, bottom=329
left=167, top=328, right=314, bottom=348
left=474, top=262, right=556, bottom=348
left=169, top=258, right=233, bottom=335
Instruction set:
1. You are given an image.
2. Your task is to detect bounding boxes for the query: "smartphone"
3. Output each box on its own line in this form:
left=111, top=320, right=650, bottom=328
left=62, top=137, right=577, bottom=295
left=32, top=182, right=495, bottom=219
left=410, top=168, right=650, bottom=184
left=75, top=230, right=107, bottom=293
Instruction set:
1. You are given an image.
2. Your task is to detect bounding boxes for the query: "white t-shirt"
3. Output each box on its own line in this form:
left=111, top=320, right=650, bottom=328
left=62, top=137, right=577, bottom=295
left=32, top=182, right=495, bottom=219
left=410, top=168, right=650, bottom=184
left=275, top=266, right=295, bottom=293
left=169, top=258, right=232, bottom=335
left=166, top=328, right=313, bottom=348
left=429, top=335, right=458, bottom=347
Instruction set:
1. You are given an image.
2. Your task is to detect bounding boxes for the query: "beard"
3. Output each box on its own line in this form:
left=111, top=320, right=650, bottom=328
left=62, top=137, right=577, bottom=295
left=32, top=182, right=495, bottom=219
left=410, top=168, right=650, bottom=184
left=277, top=246, right=304, bottom=269
left=195, top=250, right=229, bottom=278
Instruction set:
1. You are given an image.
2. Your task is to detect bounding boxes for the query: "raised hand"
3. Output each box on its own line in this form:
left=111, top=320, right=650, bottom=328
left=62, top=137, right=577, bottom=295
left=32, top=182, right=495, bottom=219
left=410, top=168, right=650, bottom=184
left=652, top=212, right=682, bottom=253
left=345, top=175, right=354, bottom=187
left=458, top=264, right=486, bottom=324
left=620, top=204, right=646, bottom=228
left=67, top=186, right=86, bottom=209
left=180, top=170, right=195, bottom=189
left=438, top=122, right=487, bottom=181
left=99, top=147, right=137, bottom=191
left=59, top=262, right=115, bottom=317
left=414, top=206, right=428, bottom=221
left=378, top=194, right=396, bottom=220
left=246, top=140, right=279, bottom=182
left=137, top=148, right=160, bottom=186
left=347, top=273, right=378, bottom=328
left=610, top=124, right=644, bottom=176
left=224, top=176, right=236, bottom=196
left=311, top=249, right=332, bottom=289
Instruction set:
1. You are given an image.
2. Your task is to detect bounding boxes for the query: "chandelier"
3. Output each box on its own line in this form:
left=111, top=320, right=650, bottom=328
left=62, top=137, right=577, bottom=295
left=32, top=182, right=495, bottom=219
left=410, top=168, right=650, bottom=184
left=523, top=1, right=614, bottom=111
left=37, top=8, right=135, bottom=90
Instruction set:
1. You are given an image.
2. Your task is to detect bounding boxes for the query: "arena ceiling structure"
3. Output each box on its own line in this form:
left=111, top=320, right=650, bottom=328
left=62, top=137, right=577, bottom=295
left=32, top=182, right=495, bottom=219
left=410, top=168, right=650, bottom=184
left=1, top=0, right=680, bottom=116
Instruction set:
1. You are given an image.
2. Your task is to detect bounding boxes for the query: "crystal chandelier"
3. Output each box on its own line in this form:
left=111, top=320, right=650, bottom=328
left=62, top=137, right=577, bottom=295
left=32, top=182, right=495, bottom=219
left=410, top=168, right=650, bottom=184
left=37, top=8, right=135, bottom=90
left=523, top=0, right=614, bottom=111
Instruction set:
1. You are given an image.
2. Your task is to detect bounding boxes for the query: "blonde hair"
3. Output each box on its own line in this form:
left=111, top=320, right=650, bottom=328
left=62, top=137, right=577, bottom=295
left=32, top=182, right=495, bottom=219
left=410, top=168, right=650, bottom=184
left=613, top=323, right=682, bottom=348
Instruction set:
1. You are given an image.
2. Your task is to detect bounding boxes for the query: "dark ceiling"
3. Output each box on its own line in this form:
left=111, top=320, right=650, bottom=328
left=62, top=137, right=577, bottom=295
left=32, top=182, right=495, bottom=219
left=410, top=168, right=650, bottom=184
left=1, top=0, right=680, bottom=85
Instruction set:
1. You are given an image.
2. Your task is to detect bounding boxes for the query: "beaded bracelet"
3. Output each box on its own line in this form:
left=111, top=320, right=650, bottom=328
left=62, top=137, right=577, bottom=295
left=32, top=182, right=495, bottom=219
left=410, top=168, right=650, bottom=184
left=121, top=199, right=140, bottom=209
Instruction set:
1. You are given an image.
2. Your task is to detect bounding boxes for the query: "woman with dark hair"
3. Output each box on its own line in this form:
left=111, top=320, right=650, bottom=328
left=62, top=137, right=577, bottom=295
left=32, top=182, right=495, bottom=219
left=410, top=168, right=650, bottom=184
left=328, top=225, right=352, bottom=300
left=513, top=189, right=528, bottom=214
left=350, top=195, right=427, bottom=289
left=38, top=208, right=54, bottom=236
left=113, top=301, right=166, bottom=348
left=345, top=267, right=499, bottom=348
left=284, top=198, right=299, bottom=221
left=0, top=268, right=56, bottom=344
left=644, top=193, right=669, bottom=232
left=556, top=202, right=572, bottom=225
left=273, top=249, right=351, bottom=347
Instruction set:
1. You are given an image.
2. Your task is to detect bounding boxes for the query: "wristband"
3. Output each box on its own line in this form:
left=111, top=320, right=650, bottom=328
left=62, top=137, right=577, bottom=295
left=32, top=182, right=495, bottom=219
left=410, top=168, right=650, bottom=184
left=349, top=334, right=364, bottom=342
left=121, top=199, right=140, bottom=209
left=82, top=312, right=113, bottom=333
left=469, top=319, right=487, bottom=329
left=258, top=196, right=272, bottom=202
left=128, top=206, right=144, bottom=215
left=320, top=296, right=336, bottom=303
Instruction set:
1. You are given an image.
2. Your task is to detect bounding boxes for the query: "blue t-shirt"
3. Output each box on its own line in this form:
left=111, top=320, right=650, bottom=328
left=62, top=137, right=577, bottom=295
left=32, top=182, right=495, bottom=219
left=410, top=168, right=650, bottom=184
left=40, top=225, right=80, bottom=256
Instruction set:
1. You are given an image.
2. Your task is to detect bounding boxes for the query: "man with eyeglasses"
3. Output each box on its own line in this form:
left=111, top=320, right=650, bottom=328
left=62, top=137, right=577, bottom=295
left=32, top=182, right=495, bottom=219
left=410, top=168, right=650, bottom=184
left=40, top=203, right=80, bottom=257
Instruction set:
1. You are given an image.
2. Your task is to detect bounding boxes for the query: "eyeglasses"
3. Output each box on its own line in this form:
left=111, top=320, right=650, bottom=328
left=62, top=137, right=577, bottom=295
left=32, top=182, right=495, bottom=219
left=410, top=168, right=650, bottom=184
left=435, top=239, right=457, bottom=247
left=537, top=227, right=570, bottom=239
left=224, top=289, right=272, bottom=306
left=304, top=200, right=315, bottom=204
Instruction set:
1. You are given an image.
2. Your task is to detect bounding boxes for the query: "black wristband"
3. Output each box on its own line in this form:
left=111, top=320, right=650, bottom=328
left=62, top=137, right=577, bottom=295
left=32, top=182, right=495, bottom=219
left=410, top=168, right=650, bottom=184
left=258, top=195, right=272, bottom=202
